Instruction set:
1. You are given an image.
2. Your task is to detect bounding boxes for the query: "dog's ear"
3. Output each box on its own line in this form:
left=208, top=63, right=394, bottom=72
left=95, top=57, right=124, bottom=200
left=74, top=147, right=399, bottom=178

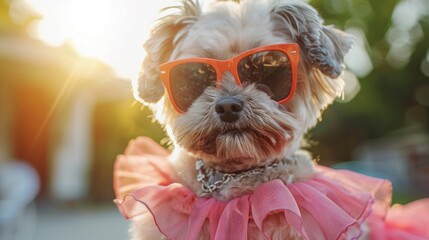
left=271, top=1, right=353, bottom=79
left=133, top=0, right=201, bottom=104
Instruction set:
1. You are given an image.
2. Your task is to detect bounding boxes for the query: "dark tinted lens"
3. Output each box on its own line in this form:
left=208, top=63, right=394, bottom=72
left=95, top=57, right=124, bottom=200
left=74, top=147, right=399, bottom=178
left=170, top=62, right=217, bottom=111
left=238, top=50, right=292, bottom=101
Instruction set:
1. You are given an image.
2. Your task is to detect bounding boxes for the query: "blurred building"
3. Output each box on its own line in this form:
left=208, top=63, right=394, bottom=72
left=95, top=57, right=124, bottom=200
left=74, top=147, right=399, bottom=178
left=0, top=30, right=137, bottom=202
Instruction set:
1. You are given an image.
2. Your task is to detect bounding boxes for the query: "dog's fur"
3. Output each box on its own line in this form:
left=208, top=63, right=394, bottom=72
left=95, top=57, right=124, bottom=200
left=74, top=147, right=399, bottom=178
left=132, top=0, right=353, bottom=239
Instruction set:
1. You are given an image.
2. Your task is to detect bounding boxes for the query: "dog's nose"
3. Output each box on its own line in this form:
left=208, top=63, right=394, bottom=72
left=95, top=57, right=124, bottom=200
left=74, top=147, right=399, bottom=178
left=215, top=97, right=243, bottom=122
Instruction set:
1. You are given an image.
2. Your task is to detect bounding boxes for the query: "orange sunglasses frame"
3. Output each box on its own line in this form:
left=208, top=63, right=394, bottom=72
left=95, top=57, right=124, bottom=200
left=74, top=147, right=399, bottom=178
left=159, top=43, right=300, bottom=114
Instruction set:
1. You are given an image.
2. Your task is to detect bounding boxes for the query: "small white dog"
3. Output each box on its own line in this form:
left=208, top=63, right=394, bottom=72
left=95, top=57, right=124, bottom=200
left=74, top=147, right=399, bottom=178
left=129, top=0, right=355, bottom=239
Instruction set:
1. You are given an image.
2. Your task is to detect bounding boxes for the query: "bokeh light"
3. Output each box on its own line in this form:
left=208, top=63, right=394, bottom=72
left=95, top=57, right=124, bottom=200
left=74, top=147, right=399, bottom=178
left=386, top=0, right=428, bottom=69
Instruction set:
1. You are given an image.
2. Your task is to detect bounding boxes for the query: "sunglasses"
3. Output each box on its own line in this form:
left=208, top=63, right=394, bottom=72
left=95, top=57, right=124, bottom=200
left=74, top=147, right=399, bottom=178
left=159, top=43, right=300, bottom=113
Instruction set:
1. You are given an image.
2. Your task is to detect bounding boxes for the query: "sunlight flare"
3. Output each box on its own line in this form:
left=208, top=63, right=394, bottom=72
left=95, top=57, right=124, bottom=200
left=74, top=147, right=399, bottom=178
left=23, top=0, right=169, bottom=79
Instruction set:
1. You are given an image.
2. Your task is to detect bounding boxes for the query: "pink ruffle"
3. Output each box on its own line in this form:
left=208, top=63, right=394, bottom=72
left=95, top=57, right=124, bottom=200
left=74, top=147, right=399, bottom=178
left=114, top=137, right=429, bottom=240
left=113, top=137, right=427, bottom=240
left=115, top=170, right=381, bottom=239
left=367, top=198, right=429, bottom=240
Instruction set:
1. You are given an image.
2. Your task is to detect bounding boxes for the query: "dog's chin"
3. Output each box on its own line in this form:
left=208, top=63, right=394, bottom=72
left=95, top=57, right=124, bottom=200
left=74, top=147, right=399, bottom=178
left=186, top=127, right=293, bottom=172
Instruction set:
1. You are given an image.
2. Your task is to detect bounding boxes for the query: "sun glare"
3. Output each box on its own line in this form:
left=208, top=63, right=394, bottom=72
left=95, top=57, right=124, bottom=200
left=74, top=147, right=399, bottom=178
left=33, top=18, right=67, bottom=47
left=65, top=0, right=112, bottom=58
left=23, top=0, right=169, bottom=79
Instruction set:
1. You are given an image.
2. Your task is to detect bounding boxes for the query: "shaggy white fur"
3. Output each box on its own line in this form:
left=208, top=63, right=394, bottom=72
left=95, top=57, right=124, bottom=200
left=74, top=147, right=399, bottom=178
left=131, top=0, right=353, bottom=239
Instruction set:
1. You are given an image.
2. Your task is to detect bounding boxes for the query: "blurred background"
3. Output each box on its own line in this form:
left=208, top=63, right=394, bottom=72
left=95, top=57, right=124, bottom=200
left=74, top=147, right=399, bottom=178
left=0, top=0, right=428, bottom=239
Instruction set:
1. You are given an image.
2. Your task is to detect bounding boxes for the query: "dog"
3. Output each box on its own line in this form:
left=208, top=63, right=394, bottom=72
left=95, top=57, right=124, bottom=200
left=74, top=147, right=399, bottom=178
left=129, top=0, right=354, bottom=239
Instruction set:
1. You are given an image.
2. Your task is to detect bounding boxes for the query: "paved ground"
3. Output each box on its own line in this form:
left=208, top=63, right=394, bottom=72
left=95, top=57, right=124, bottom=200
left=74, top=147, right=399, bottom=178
left=8, top=202, right=130, bottom=240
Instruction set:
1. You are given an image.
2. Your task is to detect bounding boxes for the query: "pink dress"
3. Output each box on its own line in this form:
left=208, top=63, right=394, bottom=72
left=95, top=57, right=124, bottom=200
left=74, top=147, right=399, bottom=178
left=114, top=137, right=429, bottom=240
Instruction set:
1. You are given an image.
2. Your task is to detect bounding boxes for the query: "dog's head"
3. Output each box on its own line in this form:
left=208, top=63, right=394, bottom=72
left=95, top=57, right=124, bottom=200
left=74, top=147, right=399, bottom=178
left=133, top=0, right=353, bottom=172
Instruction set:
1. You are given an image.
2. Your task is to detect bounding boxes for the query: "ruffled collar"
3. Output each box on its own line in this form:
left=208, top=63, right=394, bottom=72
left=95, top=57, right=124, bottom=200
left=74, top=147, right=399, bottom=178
left=113, top=137, right=394, bottom=240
